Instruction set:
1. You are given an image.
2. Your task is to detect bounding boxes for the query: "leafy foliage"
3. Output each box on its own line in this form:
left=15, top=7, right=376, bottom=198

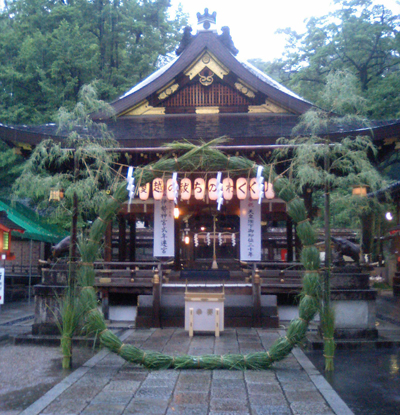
left=0, top=140, right=25, bottom=196
left=252, top=0, right=400, bottom=119
left=276, top=108, right=387, bottom=229
left=0, top=0, right=187, bottom=124
left=12, top=84, right=119, bottom=229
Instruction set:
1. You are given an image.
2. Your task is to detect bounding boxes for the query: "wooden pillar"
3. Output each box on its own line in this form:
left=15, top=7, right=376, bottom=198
left=152, top=268, right=161, bottom=328
left=287, top=217, right=293, bottom=262
left=105, top=221, right=112, bottom=262
left=361, top=213, right=373, bottom=256
left=118, top=214, right=126, bottom=262
left=101, top=289, right=109, bottom=320
left=69, top=192, right=78, bottom=283
left=174, top=218, right=181, bottom=271
left=303, top=187, right=314, bottom=219
left=129, top=214, right=136, bottom=262
left=397, top=198, right=400, bottom=226
left=295, top=227, right=301, bottom=262
left=268, top=243, right=274, bottom=261
left=252, top=266, right=261, bottom=327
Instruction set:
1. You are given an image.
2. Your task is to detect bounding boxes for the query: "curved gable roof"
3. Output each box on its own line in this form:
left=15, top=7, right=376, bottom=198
left=100, top=31, right=312, bottom=119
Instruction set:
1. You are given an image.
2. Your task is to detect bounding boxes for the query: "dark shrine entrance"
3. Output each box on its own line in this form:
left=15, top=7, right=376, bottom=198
left=112, top=195, right=298, bottom=272
left=179, top=200, right=241, bottom=271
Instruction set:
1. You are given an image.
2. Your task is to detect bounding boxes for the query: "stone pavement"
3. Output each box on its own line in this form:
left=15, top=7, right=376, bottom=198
left=0, top=299, right=34, bottom=341
left=20, top=328, right=353, bottom=415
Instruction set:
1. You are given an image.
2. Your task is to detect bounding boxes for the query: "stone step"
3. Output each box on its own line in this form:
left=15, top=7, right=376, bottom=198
left=136, top=294, right=279, bottom=329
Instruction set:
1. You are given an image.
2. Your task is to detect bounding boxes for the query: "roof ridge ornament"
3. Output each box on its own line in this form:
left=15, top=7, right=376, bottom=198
left=176, top=26, right=194, bottom=56
left=196, top=8, right=217, bottom=32
left=218, top=27, right=239, bottom=56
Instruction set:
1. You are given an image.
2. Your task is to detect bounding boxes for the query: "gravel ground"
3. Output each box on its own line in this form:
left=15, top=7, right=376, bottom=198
left=0, top=343, right=96, bottom=415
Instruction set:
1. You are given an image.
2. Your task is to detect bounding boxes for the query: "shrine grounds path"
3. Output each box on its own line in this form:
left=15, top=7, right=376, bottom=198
left=2, top=321, right=352, bottom=415
left=3, top=292, right=400, bottom=414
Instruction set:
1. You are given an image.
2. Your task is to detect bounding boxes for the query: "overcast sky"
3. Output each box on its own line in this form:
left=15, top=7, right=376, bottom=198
left=0, top=1, right=399, bottom=62
left=170, top=0, right=400, bottom=61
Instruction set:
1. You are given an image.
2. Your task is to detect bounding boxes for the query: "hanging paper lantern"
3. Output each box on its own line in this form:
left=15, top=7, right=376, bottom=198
left=265, top=182, right=275, bottom=199
left=236, top=178, right=248, bottom=200
left=223, top=178, right=234, bottom=201
left=139, top=183, right=150, bottom=200
left=193, top=178, right=206, bottom=200
left=180, top=178, right=192, bottom=201
left=152, top=178, right=164, bottom=200
left=249, top=178, right=260, bottom=200
left=166, top=179, right=174, bottom=200
left=208, top=178, right=218, bottom=201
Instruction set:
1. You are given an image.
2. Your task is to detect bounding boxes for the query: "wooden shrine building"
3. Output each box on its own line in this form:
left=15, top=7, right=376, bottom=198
left=3, top=10, right=400, bottom=332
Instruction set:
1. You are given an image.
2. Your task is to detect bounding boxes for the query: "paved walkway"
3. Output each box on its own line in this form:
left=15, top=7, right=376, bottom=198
left=4, top=291, right=400, bottom=414
left=19, top=328, right=352, bottom=415
left=0, top=299, right=34, bottom=341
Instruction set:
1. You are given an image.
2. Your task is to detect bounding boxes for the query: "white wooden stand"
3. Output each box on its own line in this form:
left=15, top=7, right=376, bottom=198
left=185, top=288, right=225, bottom=337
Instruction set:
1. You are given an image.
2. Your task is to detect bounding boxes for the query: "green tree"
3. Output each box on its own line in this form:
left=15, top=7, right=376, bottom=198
left=0, top=0, right=187, bottom=124
left=12, top=84, right=119, bottom=230
left=254, top=0, right=400, bottom=119
left=0, top=140, right=25, bottom=197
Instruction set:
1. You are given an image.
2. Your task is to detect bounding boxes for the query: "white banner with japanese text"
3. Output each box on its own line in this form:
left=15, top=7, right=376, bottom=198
left=0, top=268, right=4, bottom=305
left=154, top=198, right=175, bottom=257
left=240, top=199, right=261, bottom=261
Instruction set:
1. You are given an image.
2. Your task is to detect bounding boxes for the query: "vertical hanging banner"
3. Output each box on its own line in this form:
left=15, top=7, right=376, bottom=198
left=154, top=198, right=175, bottom=257
left=240, top=198, right=261, bottom=261
left=0, top=267, right=4, bottom=305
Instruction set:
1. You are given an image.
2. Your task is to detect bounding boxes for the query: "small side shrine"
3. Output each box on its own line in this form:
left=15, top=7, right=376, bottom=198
left=0, top=211, right=25, bottom=304
left=0, top=211, right=25, bottom=260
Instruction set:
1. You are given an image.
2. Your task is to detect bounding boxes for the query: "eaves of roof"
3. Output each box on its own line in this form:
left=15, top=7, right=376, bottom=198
left=368, top=180, right=400, bottom=202
left=0, top=199, right=68, bottom=244
left=0, top=211, right=25, bottom=233
left=101, top=31, right=313, bottom=119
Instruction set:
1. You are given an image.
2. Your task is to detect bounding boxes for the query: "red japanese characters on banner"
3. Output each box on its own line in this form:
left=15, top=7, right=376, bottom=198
left=152, top=178, right=164, bottom=200
left=180, top=178, right=192, bottom=201
left=194, top=178, right=206, bottom=200
left=223, top=178, right=234, bottom=201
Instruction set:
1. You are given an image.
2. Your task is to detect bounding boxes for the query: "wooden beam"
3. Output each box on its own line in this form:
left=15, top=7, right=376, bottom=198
left=287, top=217, right=293, bottom=262
left=118, top=214, right=126, bottom=262
left=105, top=222, right=112, bottom=263
left=129, top=214, right=136, bottom=262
